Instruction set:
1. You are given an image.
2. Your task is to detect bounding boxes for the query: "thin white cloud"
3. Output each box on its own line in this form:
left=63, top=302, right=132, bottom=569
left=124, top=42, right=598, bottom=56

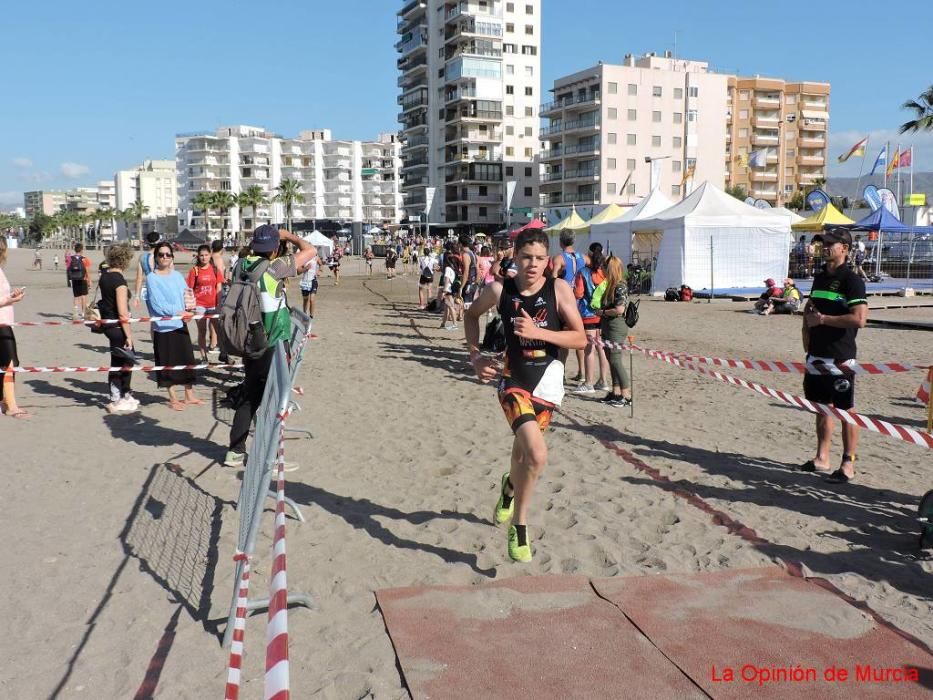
left=60, top=162, right=90, bottom=179
left=0, top=191, right=22, bottom=207
left=12, top=157, right=32, bottom=168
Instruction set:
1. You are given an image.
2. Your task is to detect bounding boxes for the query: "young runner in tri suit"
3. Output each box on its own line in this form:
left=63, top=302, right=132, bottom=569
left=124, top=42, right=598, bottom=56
left=464, top=229, right=586, bottom=562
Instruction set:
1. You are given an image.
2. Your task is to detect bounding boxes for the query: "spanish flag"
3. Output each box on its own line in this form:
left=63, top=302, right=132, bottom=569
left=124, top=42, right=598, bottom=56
left=886, top=148, right=900, bottom=176
left=837, top=136, right=868, bottom=163
left=681, top=165, right=695, bottom=185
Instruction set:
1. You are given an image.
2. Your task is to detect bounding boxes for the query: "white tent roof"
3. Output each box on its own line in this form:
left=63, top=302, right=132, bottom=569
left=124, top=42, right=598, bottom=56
left=304, top=230, right=334, bottom=248
left=612, top=189, right=675, bottom=223
left=773, top=206, right=806, bottom=224
left=635, top=181, right=790, bottom=229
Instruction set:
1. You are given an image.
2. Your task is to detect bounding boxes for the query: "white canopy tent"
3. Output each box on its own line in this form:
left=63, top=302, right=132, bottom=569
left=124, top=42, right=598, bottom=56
left=304, top=230, right=334, bottom=256
left=586, top=189, right=675, bottom=265
left=632, top=182, right=791, bottom=294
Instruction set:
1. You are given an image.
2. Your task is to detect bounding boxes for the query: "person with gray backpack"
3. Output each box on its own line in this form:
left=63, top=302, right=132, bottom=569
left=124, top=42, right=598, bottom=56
left=222, top=225, right=317, bottom=468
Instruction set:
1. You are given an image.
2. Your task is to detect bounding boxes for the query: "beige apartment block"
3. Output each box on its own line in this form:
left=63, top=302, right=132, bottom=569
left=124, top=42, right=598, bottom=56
left=540, top=52, right=729, bottom=209
left=726, top=77, right=830, bottom=205
left=23, top=190, right=68, bottom=217
left=397, top=0, right=541, bottom=231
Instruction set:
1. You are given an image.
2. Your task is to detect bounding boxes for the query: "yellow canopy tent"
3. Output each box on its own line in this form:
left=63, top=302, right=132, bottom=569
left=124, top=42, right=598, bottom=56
left=544, top=206, right=590, bottom=234
left=790, top=203, right=854, bottom=231
left=584, top=203, right=626, bottom=226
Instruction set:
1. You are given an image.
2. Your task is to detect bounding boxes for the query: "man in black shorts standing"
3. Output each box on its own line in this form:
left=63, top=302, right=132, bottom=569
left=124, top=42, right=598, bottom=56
left=464, top=229, right=586, bottom=562
left=800, top=227, right=868, bottom=483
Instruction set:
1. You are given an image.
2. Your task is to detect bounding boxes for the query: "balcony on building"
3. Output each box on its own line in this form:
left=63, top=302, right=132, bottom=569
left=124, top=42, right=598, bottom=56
left=752, top=113, right=780, bottom=128
left=401, top=156, right=429, bottom=171
left=801, top=96, right=828, bottom=110
left=798, top=112, right=828, bottom=131
left=445, top=84, right=478, bottom=105
left=561, top=141, right=600, bottom=159
left=445, top=186, right=503, bottom=204
left=798, top=172, right=823, bottom=185
left=445, top=99, right=503, bottom=125
left=444, top=144, right=501, bottom=164
left=540, top=89, right=601, bottom=117
left=540, top=146, right=563, bottom=161
left=445, top=1, right=503, bottom=23
left=444, top=16, right=503, bottom=44
left=541, top=113, right=600, bottom=139
left=398, top=0, right=426, bottom=20
left=396, top=25, right=427, bottom=56
left=445, top=161, right=503, bottom=184
left=403, top=133, right=431, bottom=151
left=399, top=87, right=429, bottom=113
left=749, top=170, right=778, bottom=182
left=751, top=130, right=779, bottom=146
left=752, top=93, right=781, bottom=109
left=563, top=190, right=600, bottom=204
left=445, top=56, right=502, bottom=84
left=797, top=153, right=825, bottom=166
left=444, top=125, right=502, bottom=144
left=798, top=136, right=825, bottom=148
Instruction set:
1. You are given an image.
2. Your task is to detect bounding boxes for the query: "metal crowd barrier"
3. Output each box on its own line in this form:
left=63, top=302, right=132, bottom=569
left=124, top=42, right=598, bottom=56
left=221, top=311, right=314, bottom=648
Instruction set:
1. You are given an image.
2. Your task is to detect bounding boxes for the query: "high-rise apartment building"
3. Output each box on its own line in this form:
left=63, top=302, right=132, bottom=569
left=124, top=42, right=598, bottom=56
left=115, top=160, right=178, bottom=217
left=24, top=191, right=68, bottom=217
left=397, top=0, right=541, bottom=231
left=725, top=77, right=830, bottom=206
left=540, top=53, right=729, bottom=211
left=176, top=125, right=401, bottom=235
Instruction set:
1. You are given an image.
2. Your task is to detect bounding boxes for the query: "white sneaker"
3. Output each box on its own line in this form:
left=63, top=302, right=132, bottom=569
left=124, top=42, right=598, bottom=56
left=224, top=450, right=246, bottom=468
left=594, top=381, right=611, bottom=392
left=571, top=383, right=596, bottom=394
left=122, top=397, right=140, bottom=411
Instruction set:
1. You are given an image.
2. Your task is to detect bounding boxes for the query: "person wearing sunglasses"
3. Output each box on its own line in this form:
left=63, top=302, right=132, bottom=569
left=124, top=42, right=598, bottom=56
left=146, top=242, right=202, bottom=411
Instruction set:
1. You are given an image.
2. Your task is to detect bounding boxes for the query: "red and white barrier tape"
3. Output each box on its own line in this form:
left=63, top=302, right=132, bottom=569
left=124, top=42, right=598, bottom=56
left=12, top=362, right=242, bottom=374
left=919, top=378, right=931, bottom=406
left=592, top=338, right=924, bottom=375
left=224, top=553, right=251, bottom=700
left=639, top=347, right=933, bottom=450
left=2, top=313, right=221, bottom=328
left=264, top=429, right=291, bottom=700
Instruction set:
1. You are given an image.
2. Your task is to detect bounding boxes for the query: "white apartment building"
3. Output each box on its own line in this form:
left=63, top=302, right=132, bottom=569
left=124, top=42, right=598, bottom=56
left=540, top=53, right=729, bottom=211
left=397, top=0, right=541, bottom=231
left=176, top=125, right=401, bottom=235
left=115, top=160, right=177, bottom=216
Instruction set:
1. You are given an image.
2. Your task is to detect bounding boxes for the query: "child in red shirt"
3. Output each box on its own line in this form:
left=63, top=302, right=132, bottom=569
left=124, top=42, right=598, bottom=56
left=186, top=244, right=222, bottom=361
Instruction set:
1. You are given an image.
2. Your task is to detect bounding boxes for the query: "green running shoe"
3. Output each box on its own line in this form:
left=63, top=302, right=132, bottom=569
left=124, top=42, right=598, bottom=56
left=508, top=525, right=532, bottom=562
left=493, top=473, right=514, bottom=524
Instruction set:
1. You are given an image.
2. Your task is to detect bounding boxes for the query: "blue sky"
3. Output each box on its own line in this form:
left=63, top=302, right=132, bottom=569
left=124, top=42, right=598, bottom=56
left=2, top=0, right=931, bottom=209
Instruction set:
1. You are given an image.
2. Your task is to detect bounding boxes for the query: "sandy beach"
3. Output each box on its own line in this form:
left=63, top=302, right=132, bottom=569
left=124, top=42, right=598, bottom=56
left=1, top=247, right=931, bottom=698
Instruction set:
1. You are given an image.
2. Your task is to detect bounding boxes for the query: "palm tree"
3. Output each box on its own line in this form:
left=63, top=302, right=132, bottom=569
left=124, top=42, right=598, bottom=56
left=238, top=185, right=269, bottom=235
left=125, top=201, right=149, bottom=249
left=192, top=191, right=215, bottom=240
left=212, top=190, right=238, bottom=244
left=274, top=178, right=305, bottom=231
left=899, top=85, right=933, bottom=134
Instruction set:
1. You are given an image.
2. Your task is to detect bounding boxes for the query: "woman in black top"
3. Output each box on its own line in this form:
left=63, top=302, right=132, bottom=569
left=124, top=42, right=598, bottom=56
left=98, top=243, right=138, bottom=414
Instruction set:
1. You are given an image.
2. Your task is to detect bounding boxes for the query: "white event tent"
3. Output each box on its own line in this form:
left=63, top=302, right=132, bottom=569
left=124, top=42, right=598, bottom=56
left=587, top=189, right=675, bottom=264
left=304, top=230, right=334, bottom=256
left=632, top=182, right=791, bottom=294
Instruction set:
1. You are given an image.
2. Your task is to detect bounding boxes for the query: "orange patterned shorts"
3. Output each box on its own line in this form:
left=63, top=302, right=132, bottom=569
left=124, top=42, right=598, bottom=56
left=498, top=387, right=553, bottom=434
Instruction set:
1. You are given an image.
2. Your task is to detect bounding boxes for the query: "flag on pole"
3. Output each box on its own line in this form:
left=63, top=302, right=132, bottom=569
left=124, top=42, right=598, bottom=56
left=837, top=136, right=868, bottom=163
left=898, top=146, right=912, bottom=168
left=735, top=153, right=749, bottom=167
left=886, top=148, right=900, bottom=176
left=749, top=149, right=768, bottom=168
left=680, top=165, right=695, bottom=186
left=868, top=145, right=887, bottom=176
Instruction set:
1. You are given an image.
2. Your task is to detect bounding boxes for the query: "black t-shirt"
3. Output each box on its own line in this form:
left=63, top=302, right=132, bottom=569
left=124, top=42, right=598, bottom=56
left=98, top=270, right=128, bottom=320
left=807, top=263, right=867, bottom=361
left=498, top=277, right=562, bottom=395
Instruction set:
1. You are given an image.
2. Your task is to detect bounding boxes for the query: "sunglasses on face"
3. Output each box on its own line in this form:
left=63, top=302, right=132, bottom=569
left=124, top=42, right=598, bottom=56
left=157, top=252, right=174, bottom=258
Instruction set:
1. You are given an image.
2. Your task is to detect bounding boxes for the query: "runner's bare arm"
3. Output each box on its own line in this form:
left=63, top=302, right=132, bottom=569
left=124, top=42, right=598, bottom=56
left=807, top=303, right=868, bottom=330
left=550, top=254, right=564, bottom=279
left=464, top=282, right=502, bottom=382
left=133, top=258, right=145, bottom=307
left=280, top=230, right=317, bottom=270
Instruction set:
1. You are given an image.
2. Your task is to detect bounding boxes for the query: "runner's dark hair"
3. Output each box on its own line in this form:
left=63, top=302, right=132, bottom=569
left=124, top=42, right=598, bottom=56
left=514, top=228, right=549, bottom=252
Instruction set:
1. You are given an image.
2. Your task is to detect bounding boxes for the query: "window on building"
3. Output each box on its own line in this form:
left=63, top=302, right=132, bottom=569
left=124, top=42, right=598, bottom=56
left=503, top=43, right=517, bottom=53
left=626, top=158, right=636, bottom=170
left=608, top=82, right=618, bottom=94
left=673, top=112, right=682, bottom=124
left=687, top=109, right=698, bottom=122
left=607, top=182, right=616, bottom=194
left=738, top=128, right=748, bottom=137
left=524, top=126, right=533, bottom=136
left=739, top=109, right=748, bottom=119
left=673, top=136, right=682, bottom=148
left=627, top=183, right=636, bottom=194
left=785, top=184, right=794, bottom=193
left=506, top=22, right=514, bottom=32
left=506, top=125, right=515, bottom=135
left=739, top=90, right=749, bottom=100
left=525, top=86, right=533, bottom=96
left=672, top=160, right=682, bottom=172
left=525, top=65, right=533, bottom=77
left=524, top=106, right=533, bottom=116
left=479, top=185, right=488, bottom=196
left=521, top=45, right=537, bottom=55
left=626, top=133, right=637, bottom=145
left=506, top=1, right=514, bottom=10
left=526, top=4, right=533, bottom=13
left=627, top=109, right=636, bottom=120
left=652, top=110, right=661, bottom=122
left=674, top=87, right=683, bottom=99
left=785, top=148, right=795, bottom=157
left=784, top=131, right=794, bottom=140
left=652, top=86, right=662, bottom=97
left=506, top=166, right=514, bottom=176
left=608, top=107, right=618, bottom=119
left=506, top=85, right=514, bottom=95
left=506, top=64, right=514, bottom=75
left=506, top=146, right=514, bottom=156
left=672, top=184, right=681, bottom=196
left=524, top=186, right=533, bottom=196
left=525, top=25, right=533, bottom=34
left=652, top=135, right=661, bottom=147
left=479, top=206, right=488, bottom=216
left=607, top=158, right=617, bottom=169
left=524, top=166, right=532, bottom=176
left=607, top=132, right=617, bottom=144
left=688, top=86, right=698, bottom=97
left=785, top=167, right=794, bottom=176
left=506, top=105, right=514, bottom=115
left=627, top=83, right=637, bottom=96
left=524, top=147, right=533, bottom=157
left=786, top=94, right=796, bottom=104
left=686, top=157, right=696, bottom=169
